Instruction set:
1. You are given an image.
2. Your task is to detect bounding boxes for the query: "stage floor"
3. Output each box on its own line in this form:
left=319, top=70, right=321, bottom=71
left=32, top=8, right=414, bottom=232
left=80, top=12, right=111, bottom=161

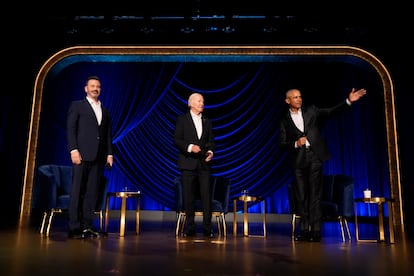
left=2, top=215, right=414, bottom=276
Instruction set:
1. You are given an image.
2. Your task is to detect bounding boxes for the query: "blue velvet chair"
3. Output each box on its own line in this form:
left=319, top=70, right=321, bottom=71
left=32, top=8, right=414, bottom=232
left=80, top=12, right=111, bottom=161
left=35, top=165, right=72, bottom=236
left=288, top=174, right=354, bottom=242
left=321, top=174, right=354, bottom=242
left=175, top=175, right=231, bottom=237
left=35, top=164, right=107, bottom=236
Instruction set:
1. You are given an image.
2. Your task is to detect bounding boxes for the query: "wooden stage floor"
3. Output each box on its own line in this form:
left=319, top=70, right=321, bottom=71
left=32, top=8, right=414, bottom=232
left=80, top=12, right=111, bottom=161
left=2, top=216, right=414, bottom=275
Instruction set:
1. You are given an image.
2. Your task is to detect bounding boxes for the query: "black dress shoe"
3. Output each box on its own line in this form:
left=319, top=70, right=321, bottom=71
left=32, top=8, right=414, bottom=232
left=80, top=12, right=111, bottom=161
left=294, top=231, right=310, bottom=242
left=294, top=234, right=306, bottom=241
left=184, top=229, right=196, bottom=237
left=309, top=232, right=321, bottom=242
left=203, top=230, right=214, bottom=238
left=83, top=228, right=100, bottom=238
left=68, top=228, right=84, bottom=239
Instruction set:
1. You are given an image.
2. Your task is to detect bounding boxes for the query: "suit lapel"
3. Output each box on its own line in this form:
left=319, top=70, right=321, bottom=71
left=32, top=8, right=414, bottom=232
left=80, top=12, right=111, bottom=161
left=83, top=99, right=100, bottom=126
left=200, top=115, right=206, bottom=140
left=186, top=112, right=199, bottom=140
left=101, top=106, right=107, bottom=126
left=287, top=112, right=302, bottom=134
left=301, top=107, right=307, bottom=134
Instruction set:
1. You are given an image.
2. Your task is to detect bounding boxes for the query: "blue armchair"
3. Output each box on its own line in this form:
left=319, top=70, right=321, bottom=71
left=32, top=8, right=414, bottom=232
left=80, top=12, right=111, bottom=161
left=321, top=174, right=354, bottom=242
left=35, top=165, right=72, bottom=236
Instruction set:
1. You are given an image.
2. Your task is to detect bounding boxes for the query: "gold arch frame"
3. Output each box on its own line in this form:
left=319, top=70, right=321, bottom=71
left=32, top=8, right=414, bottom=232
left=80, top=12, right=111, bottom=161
left=19, top=46, right=403, bottom=236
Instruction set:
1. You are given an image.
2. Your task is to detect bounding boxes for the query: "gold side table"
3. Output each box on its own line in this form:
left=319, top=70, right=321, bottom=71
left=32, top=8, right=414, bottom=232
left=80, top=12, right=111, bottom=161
left=105, top=191, right=141, bottom=237
left=354, top=197, right=395, bottom=243
left=233, top=195, right=266, bottom=238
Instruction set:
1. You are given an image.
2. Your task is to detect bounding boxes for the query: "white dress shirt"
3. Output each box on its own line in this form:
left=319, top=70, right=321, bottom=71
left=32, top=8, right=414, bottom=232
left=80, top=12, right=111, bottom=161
left=86, top=96, right=102, bottom=126
left=191, top=110, right=202, bottom=139
left=290, top=108, right=310, bottom=148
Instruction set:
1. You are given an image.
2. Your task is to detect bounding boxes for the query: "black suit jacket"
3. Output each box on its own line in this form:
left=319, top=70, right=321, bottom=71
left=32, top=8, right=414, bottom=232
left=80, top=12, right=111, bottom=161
left=174, top=112, right=216, bottom=170
left=279, top=101, right=349, bottom=168
left=66, top=99, right=113, bottom=162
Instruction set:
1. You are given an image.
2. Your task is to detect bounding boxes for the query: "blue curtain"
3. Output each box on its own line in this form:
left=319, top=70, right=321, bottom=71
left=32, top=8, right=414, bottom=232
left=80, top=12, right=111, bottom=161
left=35, top=57, right=388, bottom=216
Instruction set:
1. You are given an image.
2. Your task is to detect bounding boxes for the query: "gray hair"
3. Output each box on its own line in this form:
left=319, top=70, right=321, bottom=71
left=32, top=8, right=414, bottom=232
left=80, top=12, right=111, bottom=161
left=188, top=92, right=202, bottom=107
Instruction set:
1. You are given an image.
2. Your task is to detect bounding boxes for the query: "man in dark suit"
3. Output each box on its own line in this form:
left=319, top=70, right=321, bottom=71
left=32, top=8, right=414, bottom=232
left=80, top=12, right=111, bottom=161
left=174, top=92, right=216, bottom=238
left=279, top=87, right=366, bottom=242
left=66, top=75, right=113, bottom=239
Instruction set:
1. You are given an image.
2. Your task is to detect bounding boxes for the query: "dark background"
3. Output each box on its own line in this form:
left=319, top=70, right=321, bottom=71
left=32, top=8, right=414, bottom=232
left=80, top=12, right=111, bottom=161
left=2, top=12, right=412, bottom=237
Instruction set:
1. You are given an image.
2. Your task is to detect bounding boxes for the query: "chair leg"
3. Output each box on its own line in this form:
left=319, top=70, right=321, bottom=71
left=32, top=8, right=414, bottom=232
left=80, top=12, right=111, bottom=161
left=221, top=214, right=227, bottom=237
left=343, top=217, right=351, bottom=241
left=217, top=214, right=225, bottom=237
left=99, top=210, right=103, bottom=232
left=338, top=216, right=345, bottom=242
left=338, top=216, right=351, bottom=242
left=175, top=213, right=181, bottom=236
left=45, top=208, right=63, bottom=237
left=46, top=211, right=56, bottom=237
left=181, top=214, right=186, bottom=235
left=292, top=214, right=298, bottom=239
left=176, top=213, right=186, bottom=236
left=215, top=216, right=221, bottom=236
left=40, top=211, right=48, bottom=235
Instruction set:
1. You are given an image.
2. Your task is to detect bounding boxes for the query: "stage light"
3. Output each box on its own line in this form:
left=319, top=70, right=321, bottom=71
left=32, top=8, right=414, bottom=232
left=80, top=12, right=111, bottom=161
left=206, top=26, right=219, bottom=32
left=180, top=26, right=195, bottom=34
left=222, top=26, right=235, bottom=34
left=140, top=26, right=155, bottom=34
left=66, top=28, right=78, bottom=35
left=263, top=26, right=277, bottom=33
left=101, top=27, right=114, bottom=34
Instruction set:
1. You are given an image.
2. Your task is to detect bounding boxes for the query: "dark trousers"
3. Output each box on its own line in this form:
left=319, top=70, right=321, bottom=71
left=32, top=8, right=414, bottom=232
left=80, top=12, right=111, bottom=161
left=68, top=161, right=102, bottom=230
left=293, top=149, right=323, bottom=233
left=182, top=161, right=212, bottom=232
